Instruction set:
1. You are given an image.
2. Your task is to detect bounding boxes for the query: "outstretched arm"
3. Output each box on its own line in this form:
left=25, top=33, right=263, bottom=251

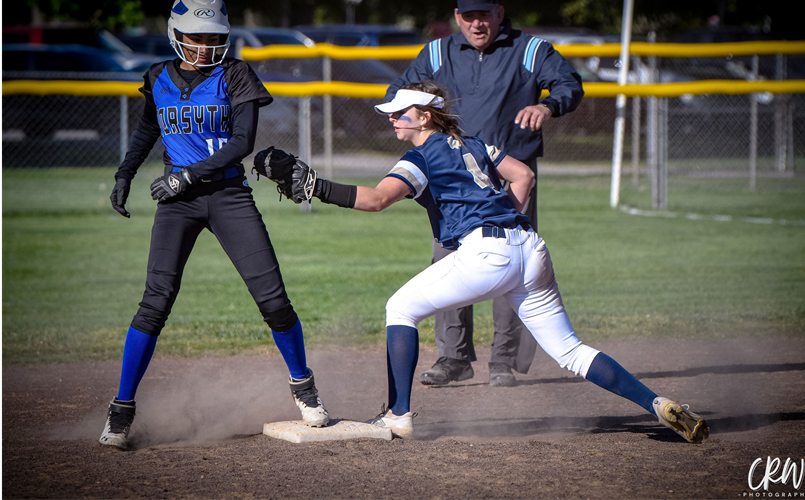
left=353, top=177, right=412, bottom=212
left=495, top=156, right=535, bottom=213
left=308, top=174, right=410, bottom=212
left=253, top=147, right=412, bottom=210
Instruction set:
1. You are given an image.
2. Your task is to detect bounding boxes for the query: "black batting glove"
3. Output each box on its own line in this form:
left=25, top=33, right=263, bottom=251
left=150, top=168, right=195, bottom=202
left=110, top=177, right=131, bottom=218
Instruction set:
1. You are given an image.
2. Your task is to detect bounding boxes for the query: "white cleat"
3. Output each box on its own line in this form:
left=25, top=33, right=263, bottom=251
left=653, top=397, right=709, bottom=444
left=367, top=404, right=416, bottom=439
left=290, top=369, right=330, bottom=428
left=99, top=399, right=136, bottom=450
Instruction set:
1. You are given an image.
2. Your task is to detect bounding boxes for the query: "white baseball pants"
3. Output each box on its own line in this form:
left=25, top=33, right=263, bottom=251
left=386, top=227, right=599, bottom=378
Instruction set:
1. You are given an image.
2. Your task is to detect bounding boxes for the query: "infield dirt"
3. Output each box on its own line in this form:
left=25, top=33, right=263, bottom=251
left=3, top=336, right=804, bottom=499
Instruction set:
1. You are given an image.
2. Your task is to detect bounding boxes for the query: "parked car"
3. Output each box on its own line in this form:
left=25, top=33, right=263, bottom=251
left=2, top=43, right=142, bottom=78
left=116, top=33, right=177, bottom=59
left=226, top=25, right=397, bottom=84
left=3, top=25, right=161, bottom=73
left=293, top=24, right=423, bottom=47
left=2, top=43, right=145, bottom=167
left=294, top=24, right=424, bottom=76
left=226, top=26, right=318, bottom=82
left=521, top=26, right=605, bottom=46
left=669, top=26, right=784, bottom=82
left=299, top=24, right=422, bottom=76
left=229, top=26, right=316, bottom=49
left=116, top=28, right=313, bottom=83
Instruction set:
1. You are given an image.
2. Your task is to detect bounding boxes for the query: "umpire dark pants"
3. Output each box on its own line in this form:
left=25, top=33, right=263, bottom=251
left=130, top=173, right=297, bottom=336
left=431, top=158, right=538, bottom=373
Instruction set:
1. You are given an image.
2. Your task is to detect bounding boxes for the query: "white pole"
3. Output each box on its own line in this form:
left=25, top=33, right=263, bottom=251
left=299, top=97, right=312, bottom=213
left=609, top=0, right=634, bottom=209
left=646, top=32, right=658, bottom=206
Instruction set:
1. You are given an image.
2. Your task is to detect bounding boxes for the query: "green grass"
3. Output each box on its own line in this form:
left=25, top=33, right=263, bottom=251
left=3, top=168, right=804, bottom=365
left=620, top=175, right=805, bottom=220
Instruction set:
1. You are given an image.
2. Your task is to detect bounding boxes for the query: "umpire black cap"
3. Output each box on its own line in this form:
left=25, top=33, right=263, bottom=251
left=456, top=0, right=499, bottom=13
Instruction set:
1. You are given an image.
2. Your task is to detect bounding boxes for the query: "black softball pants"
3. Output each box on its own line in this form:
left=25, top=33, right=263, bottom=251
left=130, top=176, right=297, bottom=336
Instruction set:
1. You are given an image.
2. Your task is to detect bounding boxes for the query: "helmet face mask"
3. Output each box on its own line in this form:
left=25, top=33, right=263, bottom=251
left=171, top=31, right=230, bottom=66
left=167, top=0, right=230, bottom=67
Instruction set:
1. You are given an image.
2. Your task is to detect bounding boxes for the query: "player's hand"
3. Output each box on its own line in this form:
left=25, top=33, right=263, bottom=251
left=514, top=104, right=552, bottom=131
left=110, top=177, right=131, bottom=218
left=150, top=168, right=195, bottom=202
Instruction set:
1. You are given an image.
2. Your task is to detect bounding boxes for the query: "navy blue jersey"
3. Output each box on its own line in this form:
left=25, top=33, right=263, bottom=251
left=386, top=132, right=529, bottom=249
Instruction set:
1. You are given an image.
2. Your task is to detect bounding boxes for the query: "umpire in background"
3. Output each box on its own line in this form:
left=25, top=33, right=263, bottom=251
left=385, top=0, right=583, bottom=387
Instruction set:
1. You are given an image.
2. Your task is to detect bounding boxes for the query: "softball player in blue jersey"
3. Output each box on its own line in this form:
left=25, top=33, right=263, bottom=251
left=100, top=0, right=328, bottom=450
left=270, top=81, right=709, bottom=443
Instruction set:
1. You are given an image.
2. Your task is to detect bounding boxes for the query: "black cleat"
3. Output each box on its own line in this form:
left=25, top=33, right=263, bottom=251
left=419, top=357, right=474, bottom=386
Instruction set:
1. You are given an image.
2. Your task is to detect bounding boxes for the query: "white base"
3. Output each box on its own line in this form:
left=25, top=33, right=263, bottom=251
left=263, top=419, right=392, bottom=443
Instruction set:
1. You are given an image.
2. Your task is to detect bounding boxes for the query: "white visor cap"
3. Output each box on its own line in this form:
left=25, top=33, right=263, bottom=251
left=374, top=89, right=445, bottom=114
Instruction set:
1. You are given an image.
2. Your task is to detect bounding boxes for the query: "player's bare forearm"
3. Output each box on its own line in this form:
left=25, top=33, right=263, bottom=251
left=353, top=177, right=411, bottom=212
left=495, top=156, right=535, bottom=213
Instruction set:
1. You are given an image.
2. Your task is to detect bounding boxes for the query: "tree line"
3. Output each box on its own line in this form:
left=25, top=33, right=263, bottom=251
left=10, top=0, right=796, bottom=40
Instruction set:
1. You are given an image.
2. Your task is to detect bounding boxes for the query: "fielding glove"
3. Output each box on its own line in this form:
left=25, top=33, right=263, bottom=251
left=290, top=159, right=319, bottom=204
left=110, top=177, right=131, bottom=218
left=253, top=146, right=297, bottom=201
left=150, top=168, right=195, bottom=202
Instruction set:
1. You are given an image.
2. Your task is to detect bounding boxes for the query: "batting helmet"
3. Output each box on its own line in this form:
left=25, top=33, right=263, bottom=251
left=168, top=0, right=230, bottom=67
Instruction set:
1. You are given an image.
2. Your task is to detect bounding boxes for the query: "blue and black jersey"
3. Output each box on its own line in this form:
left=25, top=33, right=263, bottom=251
left=386, top=132, right=529, bottom=249
left=151, top=64, right=234, bottom=167
left=116, top=58, right=272, bottom=181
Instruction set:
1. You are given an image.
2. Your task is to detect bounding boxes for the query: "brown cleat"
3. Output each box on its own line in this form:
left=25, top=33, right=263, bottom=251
left=653, top=397, right=709, bottom=443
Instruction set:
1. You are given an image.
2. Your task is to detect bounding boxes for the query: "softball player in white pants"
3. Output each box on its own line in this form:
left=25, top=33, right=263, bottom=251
left=386, top=226, right=599, bottom=378
left=295, top=81, right=709, bottom=443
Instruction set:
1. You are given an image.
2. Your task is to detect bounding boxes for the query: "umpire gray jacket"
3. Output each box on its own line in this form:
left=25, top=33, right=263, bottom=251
left=386, top=20, right=584, bottom=162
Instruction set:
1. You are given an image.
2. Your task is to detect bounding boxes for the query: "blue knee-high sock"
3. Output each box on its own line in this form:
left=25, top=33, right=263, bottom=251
left=117, top=326, right=158, bottom=401
left=585, top=352, right=657, bottom=414
left=272, top=319, right=308, bottom=380
left=386, top=325, right=419, bottom=416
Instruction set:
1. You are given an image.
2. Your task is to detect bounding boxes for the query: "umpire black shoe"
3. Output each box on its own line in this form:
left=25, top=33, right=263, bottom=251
left=99, top=399, right=136, bottom=450
left=419, top=357, right=474, bottom=386
left=488, top=362, right=517, bottom=387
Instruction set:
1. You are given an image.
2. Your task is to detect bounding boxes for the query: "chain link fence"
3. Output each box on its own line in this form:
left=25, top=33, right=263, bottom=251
left=3, top=54, right=803, bottom=180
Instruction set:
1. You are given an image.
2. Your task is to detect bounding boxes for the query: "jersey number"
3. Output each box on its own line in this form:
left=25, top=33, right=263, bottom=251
left=206, top=137, right=228, bottom=156
left=462, top=152, right=498, bottom=192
